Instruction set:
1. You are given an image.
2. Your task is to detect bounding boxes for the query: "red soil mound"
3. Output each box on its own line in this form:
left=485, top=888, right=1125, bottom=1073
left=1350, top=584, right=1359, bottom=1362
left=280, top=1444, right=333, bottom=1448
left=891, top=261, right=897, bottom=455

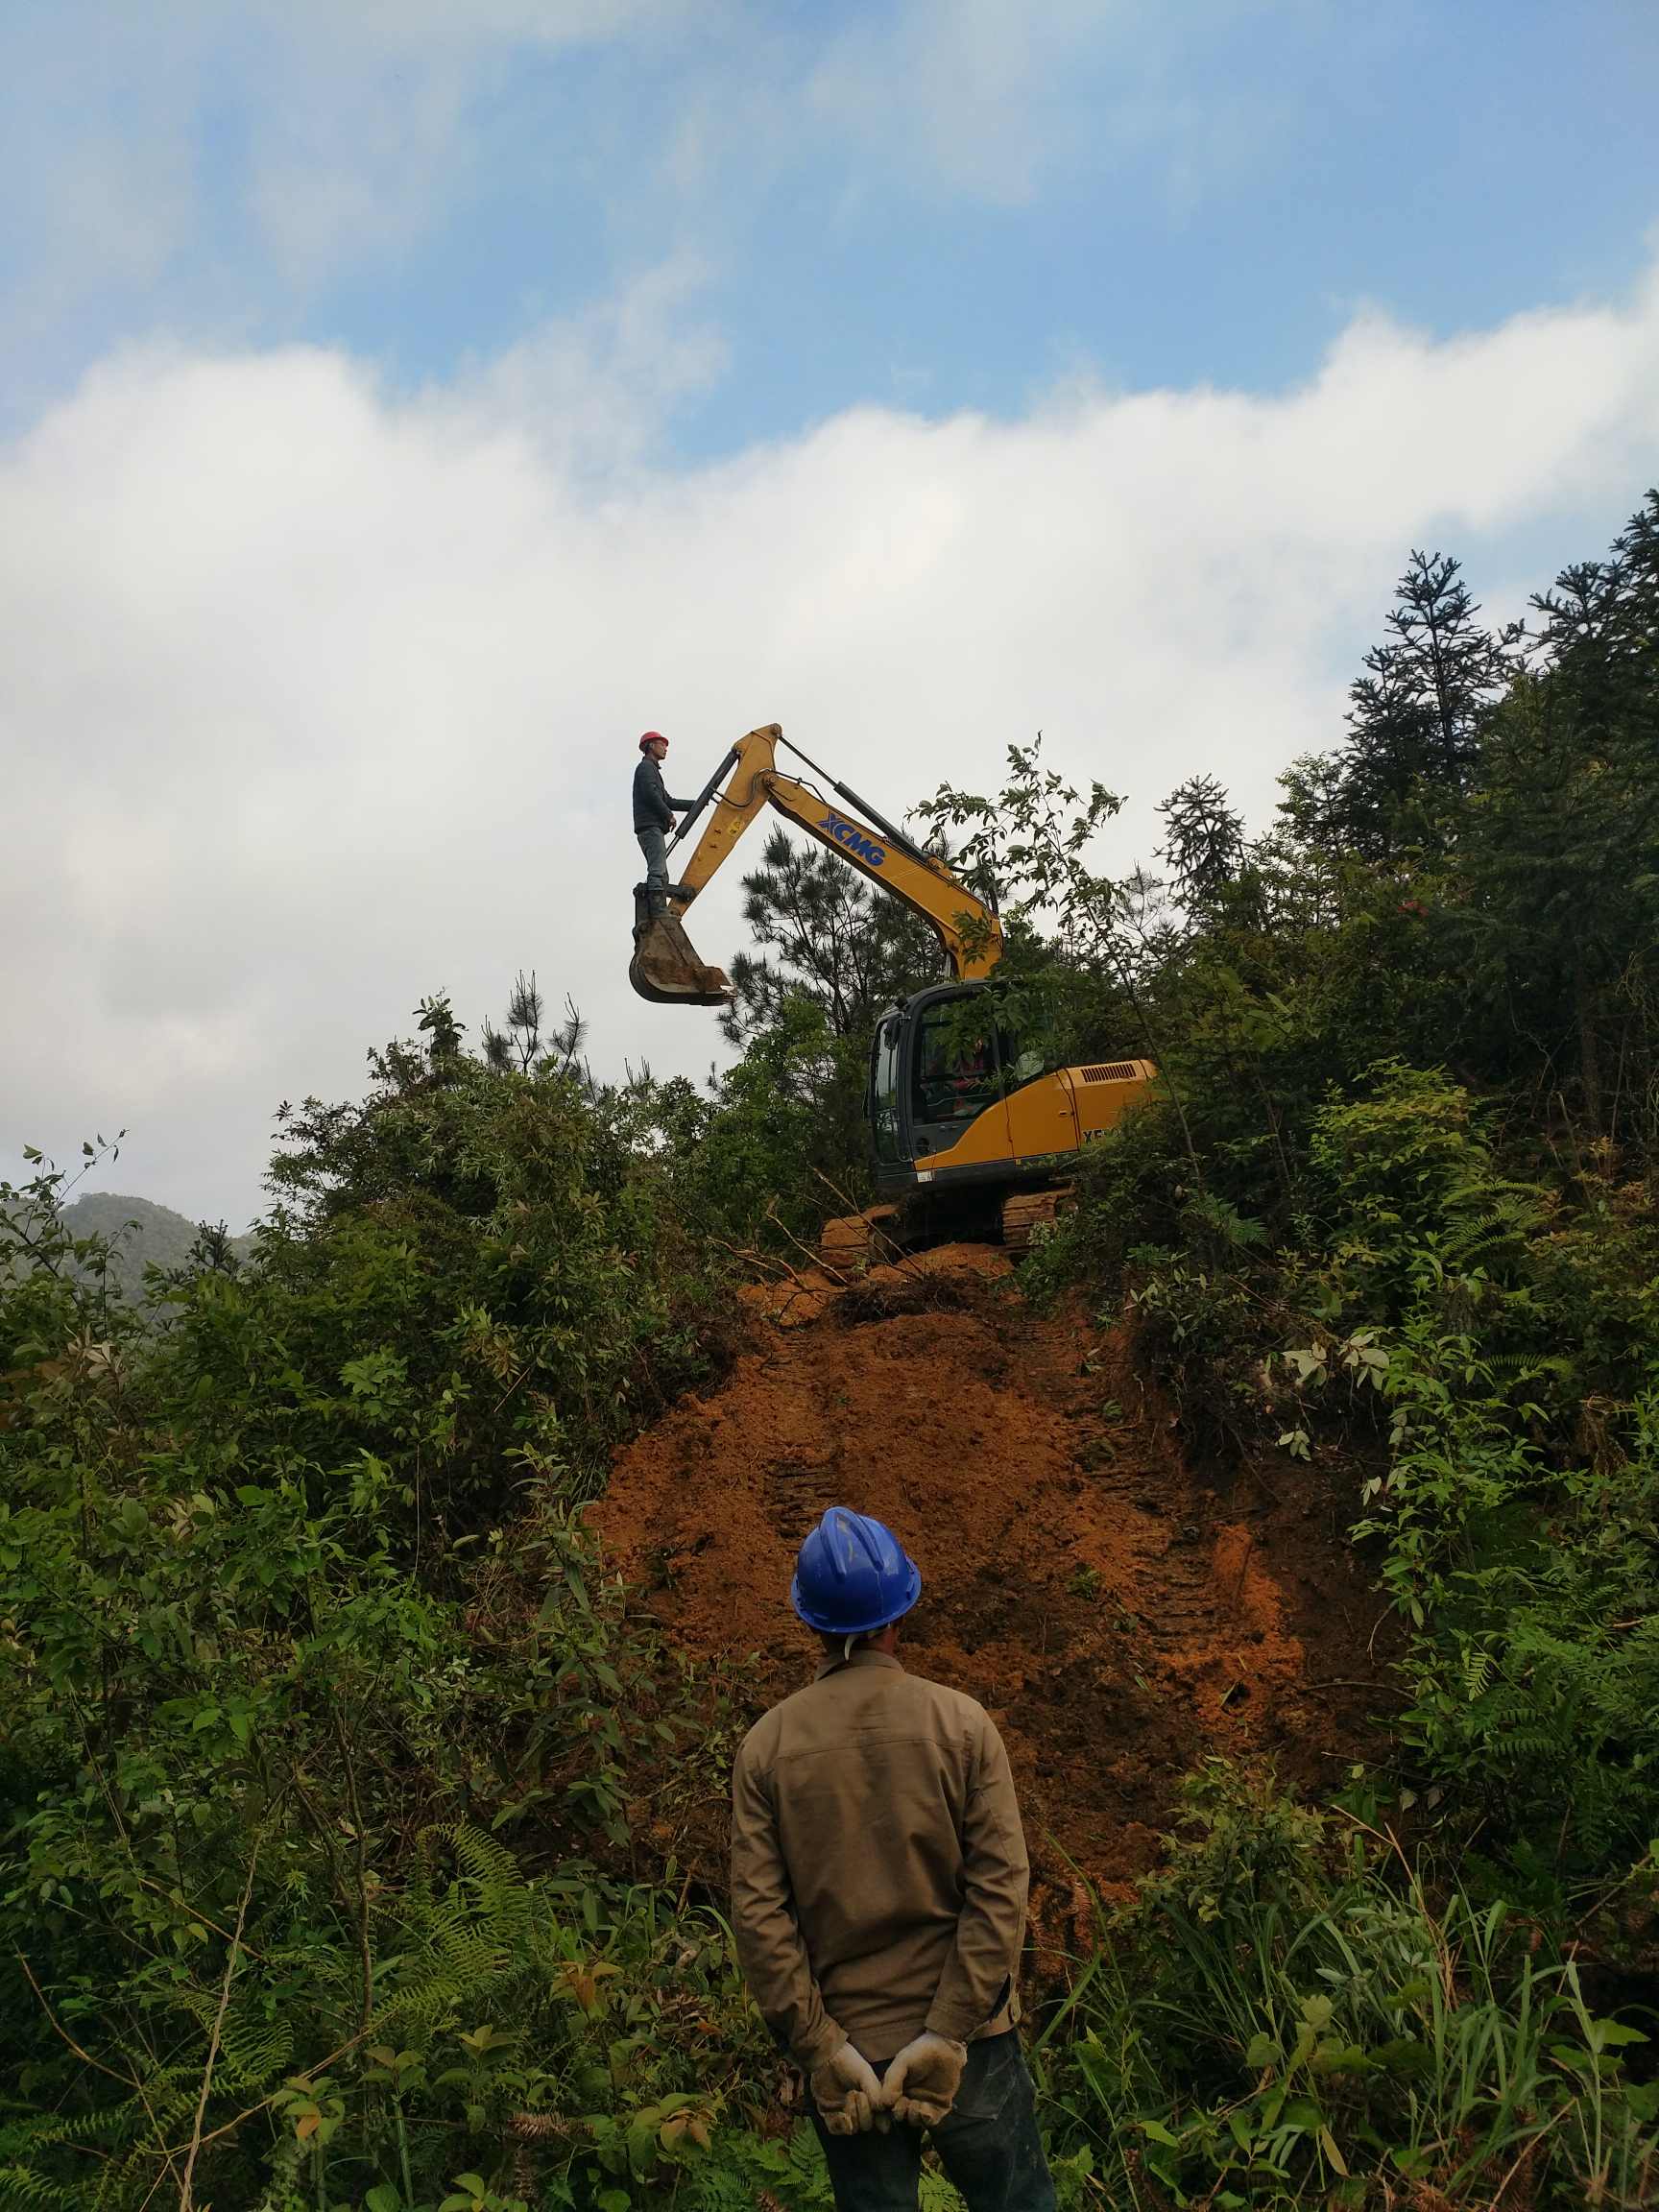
left=589, top=1251, right=1398, bottom=1905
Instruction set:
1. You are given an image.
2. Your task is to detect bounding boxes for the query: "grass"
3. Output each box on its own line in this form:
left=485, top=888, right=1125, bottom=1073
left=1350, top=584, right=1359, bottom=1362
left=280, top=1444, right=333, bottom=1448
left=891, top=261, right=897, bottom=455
left=1030, top=1765, right=1659, bottom=2209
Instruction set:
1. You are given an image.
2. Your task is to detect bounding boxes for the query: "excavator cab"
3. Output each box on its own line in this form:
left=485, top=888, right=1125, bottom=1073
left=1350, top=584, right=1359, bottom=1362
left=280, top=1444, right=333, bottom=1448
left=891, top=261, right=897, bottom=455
left=868, top=983, right=1047, bottom=1189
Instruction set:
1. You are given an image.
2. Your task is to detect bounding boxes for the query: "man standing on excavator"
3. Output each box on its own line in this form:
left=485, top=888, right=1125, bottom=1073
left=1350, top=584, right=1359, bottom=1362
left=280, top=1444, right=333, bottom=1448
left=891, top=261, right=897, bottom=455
left=634, top=731, right=695, bottom=918
left=731, top=1508, right=1054, bottom=2212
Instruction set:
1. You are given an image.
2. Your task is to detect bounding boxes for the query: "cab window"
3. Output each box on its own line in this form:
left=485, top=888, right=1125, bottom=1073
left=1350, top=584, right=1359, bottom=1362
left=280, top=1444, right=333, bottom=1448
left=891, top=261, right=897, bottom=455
left=871, top=1022, right=902, bottom=1163
left=913, top=1002, right=999, bottom=1126
left=997, top=1026, right=1046, bottom=1092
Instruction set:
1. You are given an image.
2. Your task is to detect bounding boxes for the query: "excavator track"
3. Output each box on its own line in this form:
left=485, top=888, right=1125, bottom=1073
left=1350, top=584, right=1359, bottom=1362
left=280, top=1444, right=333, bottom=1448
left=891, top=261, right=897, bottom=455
left=1000, top=1187, right=1072, bottom=1252
left=818, top=1188, right=1074, bottom=1273
left=819, top=1206, right=902, bottom=1280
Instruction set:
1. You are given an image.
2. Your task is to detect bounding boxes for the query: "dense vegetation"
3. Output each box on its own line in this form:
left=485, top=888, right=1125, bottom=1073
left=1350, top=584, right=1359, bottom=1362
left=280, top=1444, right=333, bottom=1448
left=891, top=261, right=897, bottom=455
left=4, top=495, right=1659, bottom=2208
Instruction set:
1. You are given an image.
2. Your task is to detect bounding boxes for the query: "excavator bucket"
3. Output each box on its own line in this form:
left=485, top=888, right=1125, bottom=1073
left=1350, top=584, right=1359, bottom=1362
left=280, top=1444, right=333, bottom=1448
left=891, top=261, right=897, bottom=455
left=629, top=886, right=732, bottom=1006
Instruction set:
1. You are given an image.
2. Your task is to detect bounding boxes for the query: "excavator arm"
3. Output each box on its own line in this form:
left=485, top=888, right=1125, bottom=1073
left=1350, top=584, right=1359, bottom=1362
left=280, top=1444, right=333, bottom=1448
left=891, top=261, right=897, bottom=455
left=630, top=723, right=1002, bottom=1005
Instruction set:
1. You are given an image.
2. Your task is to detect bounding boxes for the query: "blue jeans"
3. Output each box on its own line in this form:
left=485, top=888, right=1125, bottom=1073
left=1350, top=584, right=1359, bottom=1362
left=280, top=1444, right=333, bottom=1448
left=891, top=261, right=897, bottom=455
left=808, top=2034, right=1056, bottom=2212
left=636, top=827, right=670, bottom=899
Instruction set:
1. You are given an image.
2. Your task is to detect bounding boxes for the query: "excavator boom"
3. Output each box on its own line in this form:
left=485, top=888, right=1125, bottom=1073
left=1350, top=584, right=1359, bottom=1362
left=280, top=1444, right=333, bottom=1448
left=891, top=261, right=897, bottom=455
left=629, top=723, right=999, bottom=1004
left=628, top=719, right=1159, bottom=1255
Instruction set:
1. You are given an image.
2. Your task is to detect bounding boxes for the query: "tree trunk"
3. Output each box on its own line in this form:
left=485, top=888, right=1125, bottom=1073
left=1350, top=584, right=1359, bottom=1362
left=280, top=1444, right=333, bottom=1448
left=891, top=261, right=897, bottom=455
left=1573, top=943, right=1603, bottom=1132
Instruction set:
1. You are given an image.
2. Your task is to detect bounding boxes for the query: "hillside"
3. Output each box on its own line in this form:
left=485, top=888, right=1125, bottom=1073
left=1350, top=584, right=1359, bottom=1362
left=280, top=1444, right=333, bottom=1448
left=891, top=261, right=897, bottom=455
left=5, top=500, right=1659, bottom=2208
left=58, top=1190, right=254, bottom=1285
left=592, top=1244, right=1400, bottom=1910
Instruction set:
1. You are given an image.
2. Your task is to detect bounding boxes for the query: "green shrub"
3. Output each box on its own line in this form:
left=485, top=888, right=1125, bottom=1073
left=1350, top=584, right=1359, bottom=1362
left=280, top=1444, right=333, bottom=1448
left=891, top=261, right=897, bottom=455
left=1041, top=1764, right=1659, bottom=2208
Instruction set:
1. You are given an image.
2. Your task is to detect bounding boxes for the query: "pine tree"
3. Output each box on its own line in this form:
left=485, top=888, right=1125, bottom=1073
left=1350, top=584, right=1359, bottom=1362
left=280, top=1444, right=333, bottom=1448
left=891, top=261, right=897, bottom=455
left=720, top=828, right=946, bottom=1046
left=481, top=971, right=587, bottom=1076
left=1156, top=775, right=1245, bottom=908
left=1286, top=551, right=1517, bottom=858
left=1454, top=493, right=1659, bottom=1131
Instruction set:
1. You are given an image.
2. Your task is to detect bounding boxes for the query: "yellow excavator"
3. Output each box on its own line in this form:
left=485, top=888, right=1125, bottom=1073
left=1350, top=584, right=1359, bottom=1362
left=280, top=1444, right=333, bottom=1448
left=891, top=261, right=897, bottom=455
left=631, top=723, right=1156, bottom=1260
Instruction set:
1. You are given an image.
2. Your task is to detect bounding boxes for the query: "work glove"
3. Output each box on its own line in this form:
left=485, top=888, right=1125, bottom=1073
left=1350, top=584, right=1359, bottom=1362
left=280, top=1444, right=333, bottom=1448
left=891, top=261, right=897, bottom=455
left=809, top=2041, right=884, bottom=2135
left=879, top=2032, right=969, bottom=2128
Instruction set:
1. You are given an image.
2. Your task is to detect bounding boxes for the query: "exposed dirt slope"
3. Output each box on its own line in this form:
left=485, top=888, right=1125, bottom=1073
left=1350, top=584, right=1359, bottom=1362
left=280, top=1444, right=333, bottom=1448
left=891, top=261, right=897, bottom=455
left=589, top=1247, right=1399, bottom=1906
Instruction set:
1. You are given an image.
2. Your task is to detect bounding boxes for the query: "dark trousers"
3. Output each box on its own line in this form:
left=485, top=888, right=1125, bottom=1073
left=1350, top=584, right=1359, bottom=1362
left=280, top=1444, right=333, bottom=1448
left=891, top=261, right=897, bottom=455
left=807, top=2033, right=1056, bottom=2212
left=636, top=826, right=670, bottom=898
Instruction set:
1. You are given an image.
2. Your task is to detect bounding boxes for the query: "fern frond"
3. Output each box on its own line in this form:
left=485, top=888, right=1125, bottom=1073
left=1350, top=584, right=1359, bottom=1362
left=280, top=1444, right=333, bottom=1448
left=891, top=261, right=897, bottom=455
left=370, top=1821, right=529, bottom=2033
left=0, top=2164, right=84, bottom=2211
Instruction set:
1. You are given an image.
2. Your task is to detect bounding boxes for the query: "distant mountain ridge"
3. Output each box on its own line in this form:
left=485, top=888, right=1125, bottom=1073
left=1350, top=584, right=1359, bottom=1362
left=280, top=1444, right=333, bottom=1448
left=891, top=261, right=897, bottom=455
left=58, top=1193, right=255, bottom=1285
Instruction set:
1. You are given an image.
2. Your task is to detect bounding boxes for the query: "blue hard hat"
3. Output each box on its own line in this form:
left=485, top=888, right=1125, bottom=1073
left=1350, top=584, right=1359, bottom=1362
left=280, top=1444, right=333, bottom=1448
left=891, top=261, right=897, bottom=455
left=791, top=1507, right=922, bottom=1635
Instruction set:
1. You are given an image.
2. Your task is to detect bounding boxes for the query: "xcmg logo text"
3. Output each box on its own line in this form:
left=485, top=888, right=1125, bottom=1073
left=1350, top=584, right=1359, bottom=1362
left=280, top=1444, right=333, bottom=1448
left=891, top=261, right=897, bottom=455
left=819, top=810, right=886, bottom=866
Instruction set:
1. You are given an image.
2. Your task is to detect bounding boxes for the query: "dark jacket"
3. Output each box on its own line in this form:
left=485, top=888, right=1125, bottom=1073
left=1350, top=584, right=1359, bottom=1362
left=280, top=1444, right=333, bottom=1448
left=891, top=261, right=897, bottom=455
left=634, top=756, right=692, bottom=833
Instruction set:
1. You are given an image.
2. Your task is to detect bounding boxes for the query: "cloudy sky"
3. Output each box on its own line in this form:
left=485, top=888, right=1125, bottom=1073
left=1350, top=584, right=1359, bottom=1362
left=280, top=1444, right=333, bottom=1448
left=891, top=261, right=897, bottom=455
left=4, top=1, right=1659, bottom=1228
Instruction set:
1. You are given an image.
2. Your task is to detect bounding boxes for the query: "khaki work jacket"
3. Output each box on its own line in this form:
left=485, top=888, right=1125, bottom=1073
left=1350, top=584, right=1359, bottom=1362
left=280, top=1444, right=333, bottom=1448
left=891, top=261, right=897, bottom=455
left=730, top=1648, right=1028, bottom=2068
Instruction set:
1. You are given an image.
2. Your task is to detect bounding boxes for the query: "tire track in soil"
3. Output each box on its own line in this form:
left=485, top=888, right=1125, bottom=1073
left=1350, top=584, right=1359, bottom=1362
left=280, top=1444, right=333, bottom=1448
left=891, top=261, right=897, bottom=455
left=589, top=1246, right=1399, bottom=1911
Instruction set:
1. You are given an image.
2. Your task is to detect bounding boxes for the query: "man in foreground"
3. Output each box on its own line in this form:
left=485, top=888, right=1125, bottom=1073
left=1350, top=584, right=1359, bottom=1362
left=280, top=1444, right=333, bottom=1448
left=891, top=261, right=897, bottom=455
left=633, top=730, right=694, bottom=915
left=731, top=1507, right=1055, bottom=2212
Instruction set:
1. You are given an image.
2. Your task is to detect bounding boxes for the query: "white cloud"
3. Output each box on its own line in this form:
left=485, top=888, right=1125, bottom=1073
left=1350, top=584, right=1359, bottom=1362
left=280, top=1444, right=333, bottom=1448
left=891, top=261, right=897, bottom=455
left=800, top=0, right=1105, bottom=204
left=0, top=0, right=1310, bottom=401
left=0, top=0, right=696, bottom=383
left=456, top=257, right=730, bottom=476
left=229, top=0, right=699, bottom=284
left=798, top=0, right=1277, bottom=210
left=4, top=267, right=1659, bottom=1224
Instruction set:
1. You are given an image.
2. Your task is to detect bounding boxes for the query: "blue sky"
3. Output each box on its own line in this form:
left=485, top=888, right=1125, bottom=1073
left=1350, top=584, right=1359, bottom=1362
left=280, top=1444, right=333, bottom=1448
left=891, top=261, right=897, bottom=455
left=4, top=2, right=1659, bottom=1222
left=5, top=2, right=1657, bottom=450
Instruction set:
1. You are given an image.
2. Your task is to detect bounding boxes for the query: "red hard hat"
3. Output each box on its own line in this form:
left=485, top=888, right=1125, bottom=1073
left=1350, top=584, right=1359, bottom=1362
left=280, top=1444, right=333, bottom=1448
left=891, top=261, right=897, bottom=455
left=638, top=730, right=666, bottom=750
